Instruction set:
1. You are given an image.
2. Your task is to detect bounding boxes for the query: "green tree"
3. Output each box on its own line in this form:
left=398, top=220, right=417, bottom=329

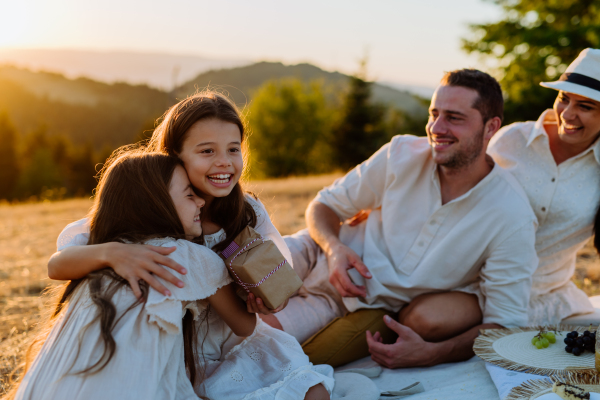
left=331, top=65, right=387, bottom=171
left=0, top=113, right=20, bottom=199
left=68, top=143, right=98, bottom=197
left=248, top=79, right=335, bottom=177
left=15, top=148, right=63, bottom=199
left=462, top=0, right=600, bottom=123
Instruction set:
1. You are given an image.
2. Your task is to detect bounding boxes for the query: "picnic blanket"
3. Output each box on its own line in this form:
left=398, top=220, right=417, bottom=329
left=335, top=356, right=500, bottom=399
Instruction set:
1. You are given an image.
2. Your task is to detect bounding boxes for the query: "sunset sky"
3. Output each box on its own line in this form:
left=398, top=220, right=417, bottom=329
left=0, top=0, right=501, bottom=87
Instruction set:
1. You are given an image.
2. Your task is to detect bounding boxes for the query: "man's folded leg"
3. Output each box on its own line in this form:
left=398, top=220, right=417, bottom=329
left=301, top=308, right=398, bottom=368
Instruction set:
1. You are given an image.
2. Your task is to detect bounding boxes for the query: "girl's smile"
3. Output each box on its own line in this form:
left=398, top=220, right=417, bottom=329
left=178, top=118, right=243, bottom=206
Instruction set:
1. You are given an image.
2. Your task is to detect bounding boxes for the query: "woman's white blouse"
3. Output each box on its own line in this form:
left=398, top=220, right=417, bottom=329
left=488, top=110, right=600, bottom=324
left=57, top=195, right=292, bottom=268
left=16, top=239, right=230, bottom=400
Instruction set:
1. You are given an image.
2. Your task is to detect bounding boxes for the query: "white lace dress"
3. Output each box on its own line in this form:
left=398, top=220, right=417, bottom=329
left=16, top=239, right=227, bottom=400
left=54, top=198, right=334, bottom=399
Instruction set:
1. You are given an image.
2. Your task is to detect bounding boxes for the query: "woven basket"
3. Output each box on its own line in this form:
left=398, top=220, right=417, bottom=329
left=474, top=325, right=597, bottom=378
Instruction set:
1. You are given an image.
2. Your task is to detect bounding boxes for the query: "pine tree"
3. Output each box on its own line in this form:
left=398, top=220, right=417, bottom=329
left=331, top=64, right=387, bottom=171
left=0, top=113, right=20, bottom=199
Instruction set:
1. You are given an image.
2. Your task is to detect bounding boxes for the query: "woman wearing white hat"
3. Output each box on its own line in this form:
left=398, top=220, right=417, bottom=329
left=488, top=48, right=600, bottom=325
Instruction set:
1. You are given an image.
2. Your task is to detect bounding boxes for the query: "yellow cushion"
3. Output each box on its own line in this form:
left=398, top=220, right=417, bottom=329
left=301, top=308, right=397, bottom=368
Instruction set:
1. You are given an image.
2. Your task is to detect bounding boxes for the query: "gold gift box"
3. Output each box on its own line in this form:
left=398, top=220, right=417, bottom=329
left=220, top=226, right=303, bottom=309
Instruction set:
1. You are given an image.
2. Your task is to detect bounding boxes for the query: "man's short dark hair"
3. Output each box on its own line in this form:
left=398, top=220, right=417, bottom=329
left=440, top=69, right=504, bottom=123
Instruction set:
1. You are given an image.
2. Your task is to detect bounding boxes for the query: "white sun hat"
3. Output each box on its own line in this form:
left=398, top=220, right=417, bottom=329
left=540, top=48, right=600, bottom=103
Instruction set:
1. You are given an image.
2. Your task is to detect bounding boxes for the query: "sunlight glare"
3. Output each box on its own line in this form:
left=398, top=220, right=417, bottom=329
left=0, top=2, right=30, bottom=47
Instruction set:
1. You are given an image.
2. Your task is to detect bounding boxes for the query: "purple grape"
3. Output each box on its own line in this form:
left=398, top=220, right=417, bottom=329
left=565, top=337, right=575, bottom=346
left=566, top=346, right=573, bottom=353
left=572, top=347, right=582, bottom=356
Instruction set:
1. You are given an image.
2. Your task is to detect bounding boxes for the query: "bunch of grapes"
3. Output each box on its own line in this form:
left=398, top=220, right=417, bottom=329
left=564, top=330, right=596, bottom=356
left=531, top=330, right=557, bottom=349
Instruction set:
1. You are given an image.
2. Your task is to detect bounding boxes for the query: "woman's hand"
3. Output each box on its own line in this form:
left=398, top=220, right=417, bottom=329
left=246, top=293, right=289, bottom=315
left=103, top=242, right=187, bottom=299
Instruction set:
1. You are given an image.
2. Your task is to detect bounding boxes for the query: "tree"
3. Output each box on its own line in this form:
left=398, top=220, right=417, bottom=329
left=68, top=143, right=98, bottom=197
left=0, top=113, right=20, bottom=199
left=248, top=79, right=335, bottom=177
left=14, top=148, right=63, bottom=199
left=462, top=0, right=600, bottom=123
left=331, top=64, right=387, bottom=171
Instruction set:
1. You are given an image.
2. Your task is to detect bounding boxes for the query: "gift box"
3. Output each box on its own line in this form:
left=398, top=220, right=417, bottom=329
left=220, top=226, right=303, bottom=309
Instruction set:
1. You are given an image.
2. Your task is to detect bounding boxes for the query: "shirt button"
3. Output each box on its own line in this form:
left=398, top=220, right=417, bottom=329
left=418, top=241, right=424, bottom=246
left=430, top=220, right=436, bottom=225
left=541, top=207, right=546, bottom=212
left=551, top=178, right=556, bottom=182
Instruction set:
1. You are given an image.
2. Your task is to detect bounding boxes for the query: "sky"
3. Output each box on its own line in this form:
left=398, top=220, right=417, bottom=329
left=0, top=0, right=502, bottom=88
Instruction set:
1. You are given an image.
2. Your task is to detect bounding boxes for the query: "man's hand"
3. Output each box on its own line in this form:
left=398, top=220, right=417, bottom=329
left=326, top=243, right=372, bottom=298
left=366, top=315, right=437, bottom=369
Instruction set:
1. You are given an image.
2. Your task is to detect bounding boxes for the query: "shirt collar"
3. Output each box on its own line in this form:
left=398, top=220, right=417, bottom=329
left=525, top=109, right=555, bottom=147
left=527, top=109, right=600, bottom=165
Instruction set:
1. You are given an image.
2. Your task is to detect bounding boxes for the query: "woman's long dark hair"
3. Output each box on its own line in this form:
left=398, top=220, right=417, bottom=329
left=8, top=150, right=202, bottom=399
left=147, top=91, right=256, bottom=252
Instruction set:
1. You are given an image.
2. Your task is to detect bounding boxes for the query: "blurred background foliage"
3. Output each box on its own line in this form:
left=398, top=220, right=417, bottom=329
left=5, top=0, right=597, bottom=201
left=0, top=60, right=428, bottom=201
left=462, top=0, right=600, bottom=124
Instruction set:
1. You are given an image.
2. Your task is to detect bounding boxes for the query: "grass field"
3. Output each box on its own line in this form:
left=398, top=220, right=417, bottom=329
left=1, top=171, right=599, bottom=395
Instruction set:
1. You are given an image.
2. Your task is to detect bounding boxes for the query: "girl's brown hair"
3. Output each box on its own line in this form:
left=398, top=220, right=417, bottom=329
left=147, top=91, right=256, bottom=252
left=7, top=149, right=202, bottom=398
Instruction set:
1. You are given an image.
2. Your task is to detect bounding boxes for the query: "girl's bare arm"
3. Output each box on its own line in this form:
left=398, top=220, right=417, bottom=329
left=48, top=243, right=187, bottom=298
left=208, top=283, right=257, bottom=337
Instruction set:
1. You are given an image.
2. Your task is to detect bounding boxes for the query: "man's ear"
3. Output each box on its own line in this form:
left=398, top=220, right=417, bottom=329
left=483, top=116, right=502, bottom=141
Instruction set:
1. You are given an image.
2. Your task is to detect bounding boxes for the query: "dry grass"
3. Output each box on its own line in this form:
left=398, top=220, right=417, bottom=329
left=1, top=171, right=600, bottom=395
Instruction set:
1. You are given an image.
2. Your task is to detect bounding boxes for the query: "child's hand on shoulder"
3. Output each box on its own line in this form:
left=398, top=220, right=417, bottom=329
left=246, top=293, right=288, bottom=315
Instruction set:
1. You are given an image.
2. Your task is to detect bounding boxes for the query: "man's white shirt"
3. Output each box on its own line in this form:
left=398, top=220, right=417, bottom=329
left=315, top=135, right=538, bottom=328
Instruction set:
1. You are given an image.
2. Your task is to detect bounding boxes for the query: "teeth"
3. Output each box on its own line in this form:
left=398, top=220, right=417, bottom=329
left=563, top=124, right=582, bottom=130
left=209, top=174, right=231, bottom=179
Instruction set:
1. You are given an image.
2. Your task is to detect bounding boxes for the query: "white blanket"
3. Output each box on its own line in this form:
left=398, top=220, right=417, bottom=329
left=336, top=356, right=500, bottom=399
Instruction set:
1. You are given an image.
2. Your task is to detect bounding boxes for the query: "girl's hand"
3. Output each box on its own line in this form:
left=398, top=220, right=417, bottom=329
left=104, top=242, right=187, bottom=299
left=246, top=293, right=289, bottom=315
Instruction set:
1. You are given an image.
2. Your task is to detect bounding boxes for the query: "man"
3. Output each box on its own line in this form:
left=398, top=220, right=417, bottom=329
left=262, top=69, right=539, bottom=368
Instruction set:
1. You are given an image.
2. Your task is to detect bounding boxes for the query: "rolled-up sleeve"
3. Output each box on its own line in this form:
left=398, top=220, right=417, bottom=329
left=479, top=220, right=538, bottom=327
left=314, top=142, right=392, bottom=221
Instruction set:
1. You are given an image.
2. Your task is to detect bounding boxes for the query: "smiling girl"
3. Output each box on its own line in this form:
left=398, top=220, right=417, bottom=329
left=48, top=92, right=292, bottom=317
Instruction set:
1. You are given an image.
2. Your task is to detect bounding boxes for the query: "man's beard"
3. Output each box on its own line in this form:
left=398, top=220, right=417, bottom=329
left=437, top=129, right=484, bottom=170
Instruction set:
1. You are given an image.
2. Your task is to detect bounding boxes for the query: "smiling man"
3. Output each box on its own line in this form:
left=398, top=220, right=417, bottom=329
left=263, top=69, right=539, bottom=368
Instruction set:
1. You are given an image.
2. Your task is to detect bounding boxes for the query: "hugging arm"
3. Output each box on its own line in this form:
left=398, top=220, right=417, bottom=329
left=208, top=283, right=257, bottom=337
left=48, top=243, right=187, bottom=299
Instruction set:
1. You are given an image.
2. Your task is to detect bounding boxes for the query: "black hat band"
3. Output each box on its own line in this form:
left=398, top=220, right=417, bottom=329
left=558, top=72, right=600, bottom=92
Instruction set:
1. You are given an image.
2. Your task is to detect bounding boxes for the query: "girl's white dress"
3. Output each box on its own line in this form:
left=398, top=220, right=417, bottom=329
left=16, top=239, right=224, bottom=400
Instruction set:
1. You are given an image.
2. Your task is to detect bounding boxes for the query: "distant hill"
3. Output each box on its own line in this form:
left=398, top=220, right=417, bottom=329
left=0, top=66, right=168, bottom=149
left=177, top=62, right=428, bottom=116
left=0, top=62, right=427, bottom=152
left=0, top=48, right=249, bottom=90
